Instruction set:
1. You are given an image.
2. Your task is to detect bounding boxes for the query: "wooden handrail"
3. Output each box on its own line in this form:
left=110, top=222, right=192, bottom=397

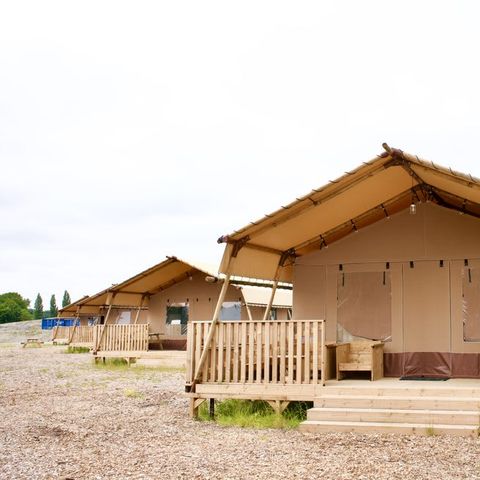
left=186, top=319, right=326, bottom=390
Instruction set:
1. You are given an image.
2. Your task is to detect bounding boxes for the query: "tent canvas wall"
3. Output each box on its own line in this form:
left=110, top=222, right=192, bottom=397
left=295, top=201, right=480, bottom=378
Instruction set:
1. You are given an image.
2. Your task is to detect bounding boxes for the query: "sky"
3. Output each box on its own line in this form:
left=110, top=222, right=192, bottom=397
left=1, top=1, right=480, bottom=306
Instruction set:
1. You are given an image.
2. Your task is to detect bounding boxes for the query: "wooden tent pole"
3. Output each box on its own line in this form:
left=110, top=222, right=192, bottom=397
left=68, top=310, right=80, bottom=344
left=245, top=303, right=253, bottom=321
left=262, top=263, right=282, bottom=321
left=94, top=295, right=115, bottom=353
left=192, top=273, right=232, bottom=385
left=133, top=295, right=146, bottom=325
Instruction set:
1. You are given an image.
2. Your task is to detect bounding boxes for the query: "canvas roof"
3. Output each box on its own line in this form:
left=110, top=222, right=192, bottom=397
left=218, top=144, right=480, bottom=282
left=59, top=256, right=292, bottom=316
left=240, top=285, right=292, bottom=309
left=58, top=256, right=220, bottom=316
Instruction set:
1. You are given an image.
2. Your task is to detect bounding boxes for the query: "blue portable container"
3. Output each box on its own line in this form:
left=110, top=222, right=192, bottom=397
left=41, top=317, right=76, bottom=329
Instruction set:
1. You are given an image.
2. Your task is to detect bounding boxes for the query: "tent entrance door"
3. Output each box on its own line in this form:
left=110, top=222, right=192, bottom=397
left=402, top=260, right=452, bottom=377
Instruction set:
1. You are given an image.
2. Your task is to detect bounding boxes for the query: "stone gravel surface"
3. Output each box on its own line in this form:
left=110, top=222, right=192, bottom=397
left=1, top=344, right=479, bottom=479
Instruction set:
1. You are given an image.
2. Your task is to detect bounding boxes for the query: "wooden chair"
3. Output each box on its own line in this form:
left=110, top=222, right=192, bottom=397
left=336, top=341, right=384, bottom=381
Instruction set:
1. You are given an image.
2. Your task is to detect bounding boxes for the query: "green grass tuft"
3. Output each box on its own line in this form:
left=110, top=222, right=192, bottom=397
left=65, top=346, right=91, bottom=354
left=198, top=400, right=311, bottom=429
left=124, top=388, right=143, bottom=398
left=93, top=358, right=130, bottom=369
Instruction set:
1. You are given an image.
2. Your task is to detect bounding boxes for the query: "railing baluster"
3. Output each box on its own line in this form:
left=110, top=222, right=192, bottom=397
left=248, top=322, right=254, bottom=383
left=304, top=321, right=310, bottom=383
left=240, top=322, right=247, bottom=383
left=279, top=321, right=286, bottom=384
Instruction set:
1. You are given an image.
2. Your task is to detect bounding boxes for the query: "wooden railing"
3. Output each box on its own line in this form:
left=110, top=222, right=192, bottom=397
left=52, top=326, right=71, bottom=343
left=186, top=319, right=325, bottom=388
left=164, top=324, right=188, bottom=336
left=70, top=325, right=94, bottom=346
left=93, top=324, right=149, bottom=353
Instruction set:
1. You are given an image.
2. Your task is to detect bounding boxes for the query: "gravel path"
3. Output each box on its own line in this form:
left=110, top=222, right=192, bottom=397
left=0, top=345, right=479, bottom=479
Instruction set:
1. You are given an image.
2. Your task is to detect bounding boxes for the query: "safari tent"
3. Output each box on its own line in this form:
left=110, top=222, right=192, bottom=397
left=186, top=145, right=480, bottom=434
left=56, top=256, right=292, bottom=356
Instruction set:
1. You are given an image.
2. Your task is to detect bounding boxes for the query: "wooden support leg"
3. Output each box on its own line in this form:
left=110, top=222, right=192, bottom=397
left=189, top=398, right=206, bottom=419
left=267, top=400, right=290, bottom=415
left=209, top=398, right=215, bottom=419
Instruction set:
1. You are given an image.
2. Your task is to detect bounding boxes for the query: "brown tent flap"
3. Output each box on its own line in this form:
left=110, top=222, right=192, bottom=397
left=384, top=352, right=480, bottom=378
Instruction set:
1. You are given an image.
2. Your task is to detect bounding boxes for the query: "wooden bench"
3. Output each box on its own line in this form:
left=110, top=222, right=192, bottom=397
left=336, top=341, right=384, bottom=381
left=21, top=338, right=44, bottom=348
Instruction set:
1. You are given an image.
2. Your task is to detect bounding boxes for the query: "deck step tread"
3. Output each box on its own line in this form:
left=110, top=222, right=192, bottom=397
left=301, top=420, right=477, bottom=429
left=308, top=407, right=480, bottom=415
left=316, top=394, right=480, bottom=401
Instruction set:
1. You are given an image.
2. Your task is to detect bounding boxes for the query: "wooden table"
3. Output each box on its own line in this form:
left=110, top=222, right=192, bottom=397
left=21, top=338, right=44, bottom=348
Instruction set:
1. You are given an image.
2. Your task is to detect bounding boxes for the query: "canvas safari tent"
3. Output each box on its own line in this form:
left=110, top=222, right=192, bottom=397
left=212, top=144, right=480, bottom=379
left=56, top=256, right=292, bottom=355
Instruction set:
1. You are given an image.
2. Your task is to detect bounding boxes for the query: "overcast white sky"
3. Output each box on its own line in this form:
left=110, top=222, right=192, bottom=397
left=1, top=1, right=480, bottom=306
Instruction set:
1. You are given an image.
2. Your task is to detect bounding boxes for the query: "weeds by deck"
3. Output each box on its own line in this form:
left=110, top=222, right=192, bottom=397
left=198, top=400, right=310, bottom=429
left=65, top=346, right=91, bottom=354
left=124, top=388, right=143, bottom=398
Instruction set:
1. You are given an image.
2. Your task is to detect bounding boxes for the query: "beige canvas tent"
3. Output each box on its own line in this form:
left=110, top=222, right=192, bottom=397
left=211, top=144, right=480, bottom=379
left=57, top=256, right=292, bottom=353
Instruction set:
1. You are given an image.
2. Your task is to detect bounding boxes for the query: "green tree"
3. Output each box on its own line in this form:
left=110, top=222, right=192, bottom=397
left=34, top=293, right=44, bottom=319
left=62, top=290, right=71, bottom=308
left=50, top=294, right=58, bottom=317
left=0, top=293, right=32, bottom=324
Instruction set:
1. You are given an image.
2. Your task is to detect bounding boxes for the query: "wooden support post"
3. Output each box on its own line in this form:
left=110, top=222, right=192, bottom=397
left=245, top=303, right=253, bottom=321
left=192, top=273, right=232, bottom=386
left=93, top=297, right=115, bottom=353
left=262, top=279, right=279, bottom=321
left=262, top=260, right=283, bottom=321
left=209, top=398, right=215, bottom=419
left=266, top=400, right=290, bottom=415
left=133, top=295, right=146, bottom=325
left=189, top=398, right=206, bottom=418
left=68, top=314, right=80, bottom=344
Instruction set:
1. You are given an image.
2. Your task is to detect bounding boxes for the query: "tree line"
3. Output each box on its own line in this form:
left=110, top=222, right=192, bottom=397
left=0, top=290, right=72, bottom=324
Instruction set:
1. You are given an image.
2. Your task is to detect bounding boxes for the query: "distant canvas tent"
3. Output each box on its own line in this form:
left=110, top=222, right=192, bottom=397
left=56, top=256, right=292, bottom=355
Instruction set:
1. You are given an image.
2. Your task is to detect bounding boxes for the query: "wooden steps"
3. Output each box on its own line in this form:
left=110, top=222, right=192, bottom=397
left=300, top=420, right=478, bottom=436
left=300, top=384, right=480, bottom=436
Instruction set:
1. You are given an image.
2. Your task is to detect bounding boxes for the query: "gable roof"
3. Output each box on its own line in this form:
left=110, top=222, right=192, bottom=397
left=59, top=256, right=292, bottom=316
left=218, top=144, right=480, bottom=281
left=59, top=256, right=220, bottom=316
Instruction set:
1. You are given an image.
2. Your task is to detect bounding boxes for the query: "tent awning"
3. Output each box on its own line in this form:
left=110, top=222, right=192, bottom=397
left=240, top=285, right=292, bottom=308
left=218, top=145, right=480, bottom=282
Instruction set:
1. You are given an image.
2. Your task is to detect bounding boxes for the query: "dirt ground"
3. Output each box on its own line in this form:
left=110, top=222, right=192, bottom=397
left=1, top=342, right=480, bottom=479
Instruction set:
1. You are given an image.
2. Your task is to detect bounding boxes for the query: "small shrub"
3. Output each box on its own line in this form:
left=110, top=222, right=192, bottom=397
left=93, top=358, right=130, bottom=369
left=425, top=425, right=436, bottom=436
left=124, top=388, right=143, bottom=398
left=198, top=400, right=311, bottom=429
left=65, top=346, right=90, bottom=354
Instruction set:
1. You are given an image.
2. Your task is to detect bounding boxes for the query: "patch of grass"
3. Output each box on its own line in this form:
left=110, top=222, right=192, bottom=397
left=426, top=425, right=436, bottom=436
left=124, top=388, right=143, bottom=398
left=198, top=400, right=311, bottom=429
left=93, top=358, right=130, bottom=369
left=64, top=346, right=91, bottom=354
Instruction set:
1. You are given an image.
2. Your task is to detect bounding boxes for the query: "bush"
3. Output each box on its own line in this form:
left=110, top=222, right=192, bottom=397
left=198, top=399, right=311, bottom=429
left=65, top=346, right=90, bottom=354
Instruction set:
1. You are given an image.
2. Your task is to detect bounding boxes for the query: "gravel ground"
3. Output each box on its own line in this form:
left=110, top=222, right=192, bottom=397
left=1, top=345, right=480, bottom=480
left=0, top=320, right=51, bottom=344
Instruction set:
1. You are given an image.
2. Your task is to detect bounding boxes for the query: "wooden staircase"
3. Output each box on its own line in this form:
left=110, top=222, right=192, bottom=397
left=300, top=383, right=480, bottom=436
